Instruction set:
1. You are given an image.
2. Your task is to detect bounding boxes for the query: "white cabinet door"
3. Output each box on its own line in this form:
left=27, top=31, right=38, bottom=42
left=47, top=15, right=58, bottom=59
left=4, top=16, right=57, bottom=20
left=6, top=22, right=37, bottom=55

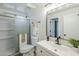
left=36, top=46, right=53, bottom=56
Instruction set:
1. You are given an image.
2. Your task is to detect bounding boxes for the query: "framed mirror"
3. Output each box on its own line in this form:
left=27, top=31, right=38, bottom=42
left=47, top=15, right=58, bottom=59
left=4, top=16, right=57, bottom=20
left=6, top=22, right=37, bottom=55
left=46, top=4, right=79, bottom=40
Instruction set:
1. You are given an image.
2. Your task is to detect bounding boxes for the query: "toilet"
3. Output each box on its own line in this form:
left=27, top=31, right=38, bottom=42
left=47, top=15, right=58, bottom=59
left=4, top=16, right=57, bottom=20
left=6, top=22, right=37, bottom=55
left=19, top=33, right=34, bottom=56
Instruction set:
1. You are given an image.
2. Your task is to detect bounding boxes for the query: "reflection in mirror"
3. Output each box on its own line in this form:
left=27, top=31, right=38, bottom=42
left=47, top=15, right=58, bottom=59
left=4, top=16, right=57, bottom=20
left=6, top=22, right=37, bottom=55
left=50, top=18, right=58, bottom=38
left=46, top=4, right=79, bottom=47
left=63, top=13, right=79, bottom=40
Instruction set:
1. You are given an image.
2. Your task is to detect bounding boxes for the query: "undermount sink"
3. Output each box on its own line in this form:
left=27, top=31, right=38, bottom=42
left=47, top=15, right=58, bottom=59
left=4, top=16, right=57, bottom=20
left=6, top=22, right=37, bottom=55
left=48, top=41, right=69, bottom=52
left=60, top=44, right=68, bottom=48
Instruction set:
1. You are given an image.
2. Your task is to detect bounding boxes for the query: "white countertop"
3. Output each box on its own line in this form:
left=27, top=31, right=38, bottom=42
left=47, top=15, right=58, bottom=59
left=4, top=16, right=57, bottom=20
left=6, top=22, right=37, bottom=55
left=37, top=40, right=79, bottom=56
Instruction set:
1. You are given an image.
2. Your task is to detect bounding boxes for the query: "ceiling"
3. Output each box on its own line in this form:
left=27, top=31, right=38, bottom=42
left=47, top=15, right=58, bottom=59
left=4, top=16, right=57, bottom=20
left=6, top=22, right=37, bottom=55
left=25, top=3, right=46, bottom=8
left=44, top=3, right=67, bottom=12
left=24, top=3, right=76, bottom=12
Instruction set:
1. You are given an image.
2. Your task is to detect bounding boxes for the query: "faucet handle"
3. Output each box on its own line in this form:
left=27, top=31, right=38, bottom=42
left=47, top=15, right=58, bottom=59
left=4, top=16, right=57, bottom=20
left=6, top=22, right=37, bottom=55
left=47, top=36, right=49, bottom=41
left=57, top=36, right=61, bottom=39
left=59, top=36, right=61, bottom=38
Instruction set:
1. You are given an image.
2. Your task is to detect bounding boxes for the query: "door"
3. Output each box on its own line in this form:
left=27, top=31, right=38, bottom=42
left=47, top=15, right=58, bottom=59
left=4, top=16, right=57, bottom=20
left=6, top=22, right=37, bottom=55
left=50, top=18, right=58, bottom=37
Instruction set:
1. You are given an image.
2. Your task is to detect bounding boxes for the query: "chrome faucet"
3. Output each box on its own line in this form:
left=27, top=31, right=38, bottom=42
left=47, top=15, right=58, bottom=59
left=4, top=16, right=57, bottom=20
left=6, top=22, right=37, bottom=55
left=55, top=36, right=61, bottom=45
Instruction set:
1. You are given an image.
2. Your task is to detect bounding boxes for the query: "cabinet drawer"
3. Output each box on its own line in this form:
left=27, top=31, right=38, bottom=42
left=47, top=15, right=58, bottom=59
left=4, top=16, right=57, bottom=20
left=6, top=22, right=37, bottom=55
left=36, top=46, right=53, bottom=56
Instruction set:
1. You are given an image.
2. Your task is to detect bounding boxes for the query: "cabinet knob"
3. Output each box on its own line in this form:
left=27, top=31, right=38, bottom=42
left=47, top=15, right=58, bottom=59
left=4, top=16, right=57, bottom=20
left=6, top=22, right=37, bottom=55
left=40, top=50, right=42, bottom=53
left=64, top=34, right=67, bottom=36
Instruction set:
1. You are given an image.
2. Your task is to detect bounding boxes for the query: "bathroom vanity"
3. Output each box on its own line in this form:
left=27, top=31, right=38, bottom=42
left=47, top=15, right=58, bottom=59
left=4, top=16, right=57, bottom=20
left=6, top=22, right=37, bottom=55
left=36, top=40, right=79, bottom=56
left=42, top=4, right=79, bottom=56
